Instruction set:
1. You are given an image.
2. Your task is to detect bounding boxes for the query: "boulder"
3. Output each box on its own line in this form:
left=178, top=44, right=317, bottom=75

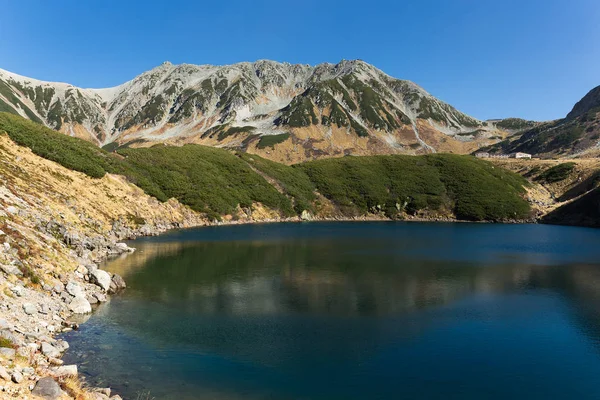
left=115, top=242, right=135, bottom=253
left=23, top=303, right=37, bottom=315
left=11, top=371, right=23, bottom=384
left=54, top=340, right=69, bottom=352
left=65, top=281, right=84, bottom=298
left=32, top=377, right=62, bottom=400
left=69, top=296, right=92, bottom=314
left=90, top=269, right=111, bottom=292
left=0, top=348, right=15, bottom=359
left=108, top=273, right=126, bottom=294
left=10, top=285, right=24, bottom=296
left=53, top=364, right=77, bottom=377
left=0, top=319, right=9, bottom=330
left=0, top=263, right=22, bottom=276
left=0, top=365, right=10, bottom=381
left=90, top=393, right=110, bottom=400
left=41, top=342, right=61, bottom=358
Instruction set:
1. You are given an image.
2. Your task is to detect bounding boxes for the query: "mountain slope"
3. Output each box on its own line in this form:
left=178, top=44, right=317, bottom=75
left=482, top=85, right=600, bottom=158
left=0, top=112, right=532, bottom=222
left=0, top=60, right=518, bottom=162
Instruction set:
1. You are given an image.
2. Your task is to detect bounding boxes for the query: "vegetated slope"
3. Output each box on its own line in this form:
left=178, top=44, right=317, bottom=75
left=0, top=112, right=532, bottom=222
left=542, top=187, right=600, bottom=227
left=0, top=112, right=293, bottom=219
left=482, top=85, right=600, bottom=158
left=298, top=154, right=531, bottom=221
left=0, top=60, right=521, bottom=162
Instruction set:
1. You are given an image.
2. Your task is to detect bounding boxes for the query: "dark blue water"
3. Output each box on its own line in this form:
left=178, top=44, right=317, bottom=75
left=62, top=222, right=600, bottom=399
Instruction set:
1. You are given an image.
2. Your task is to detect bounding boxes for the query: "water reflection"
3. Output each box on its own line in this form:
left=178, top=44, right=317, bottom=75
left=62, top=223, right=600, bottom=400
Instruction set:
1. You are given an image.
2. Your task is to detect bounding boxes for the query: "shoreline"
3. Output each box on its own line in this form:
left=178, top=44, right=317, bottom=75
left=0, top=210, right=559, bottom=399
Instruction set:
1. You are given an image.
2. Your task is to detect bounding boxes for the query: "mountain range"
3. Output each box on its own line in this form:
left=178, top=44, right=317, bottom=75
left=0, top=60, right=532, bottom=163
left=482, top=85, right=600, bottom=158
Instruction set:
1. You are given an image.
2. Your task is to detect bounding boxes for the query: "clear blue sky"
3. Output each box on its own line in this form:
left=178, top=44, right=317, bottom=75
left=1, top=0, right=598, bottom=121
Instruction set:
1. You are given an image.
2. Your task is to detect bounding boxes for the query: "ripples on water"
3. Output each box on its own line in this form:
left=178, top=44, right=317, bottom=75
left=62, top=223, right=600, bottom=399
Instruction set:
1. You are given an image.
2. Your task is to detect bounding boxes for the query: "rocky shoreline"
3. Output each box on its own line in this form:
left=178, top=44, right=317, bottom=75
left=0, top=217, right=205, bottom=399
left=0, top=206, right=542, bottom=400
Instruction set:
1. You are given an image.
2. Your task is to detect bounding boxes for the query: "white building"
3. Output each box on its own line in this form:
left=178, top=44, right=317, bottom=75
left=510, top=152, right=532, bottom=159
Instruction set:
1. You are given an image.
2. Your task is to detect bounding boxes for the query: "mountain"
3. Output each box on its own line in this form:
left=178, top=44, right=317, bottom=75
left=482, top=85, right=600, bottom=158
left=0, top=60, right=519, bottom=163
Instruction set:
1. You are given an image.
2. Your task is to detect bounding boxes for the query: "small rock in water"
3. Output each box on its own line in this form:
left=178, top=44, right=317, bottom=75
left=115, top=242, right=134, bottom=253
left=109, top=273, right=126, bottom=294
left=32, top=377, right=62, bottom=400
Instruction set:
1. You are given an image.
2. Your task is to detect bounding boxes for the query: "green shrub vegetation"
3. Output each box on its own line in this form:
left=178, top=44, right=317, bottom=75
left=537, top=162, right=576, bottom=183
left=298, top=154, right=530, bottom=221
left=117, top=144, right=294, bottom=218
left=238, top=153, right=316, bottom=213
left=0, top=112, right=532, bottom=222
left=256, top=133, right=290, bottom=149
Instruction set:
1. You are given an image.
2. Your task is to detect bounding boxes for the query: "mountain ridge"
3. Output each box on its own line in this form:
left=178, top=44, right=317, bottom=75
left=0, top=60, right=526, bottom=162
left=481, top=85, right=600, bottom=158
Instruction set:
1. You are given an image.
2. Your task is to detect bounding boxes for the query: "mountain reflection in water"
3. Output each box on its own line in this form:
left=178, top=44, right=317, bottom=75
left=62, top=223, right=600, bottom=400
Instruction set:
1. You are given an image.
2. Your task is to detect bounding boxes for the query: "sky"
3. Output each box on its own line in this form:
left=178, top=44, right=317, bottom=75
left=0, top=0, right=598, bottom=121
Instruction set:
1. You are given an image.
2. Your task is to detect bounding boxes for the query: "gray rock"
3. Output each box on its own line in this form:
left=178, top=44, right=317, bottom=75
left=90, top=393, right=110, bottom=400
left=0, top=348, right=15, bottom=358
left=95, top=388, right=111, bottom=396
left=65, top=281, right=84, bottom=297
left=0, top=263, right=22, bottom=276
left=0, top=319, right=9, bottom=330
left=32, top=377, right=62, bottom=400
left=21, top=367, right=34, bottom=376
left=94, top=292, right=108, bottom=302
left=53, top=282, right=64, bottom=294
left=85, top=264, right=98, bottom=274
left=115, top=242, right=134, bottom=253
left=23, top=303, right=37, bottom=315
left=11, top=371, right=22, bottom=383
left=6, top=206, right=17, bottom=214
left=10, top=285, right=24, bottom=296
left=53, top=364, right=77, bottom=377
left=109, top=273, right=126, bottom=294
left=68, top=295, right=92, bottom=314
left=41, top=342, right=61, bottom=358
left=90, top=269, right=111, bottom=291
left=54, top=340, right=69, bottom=352
left=0, top=365, right=10, bottom=381
left=17, top=346, right=33, bottom=358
